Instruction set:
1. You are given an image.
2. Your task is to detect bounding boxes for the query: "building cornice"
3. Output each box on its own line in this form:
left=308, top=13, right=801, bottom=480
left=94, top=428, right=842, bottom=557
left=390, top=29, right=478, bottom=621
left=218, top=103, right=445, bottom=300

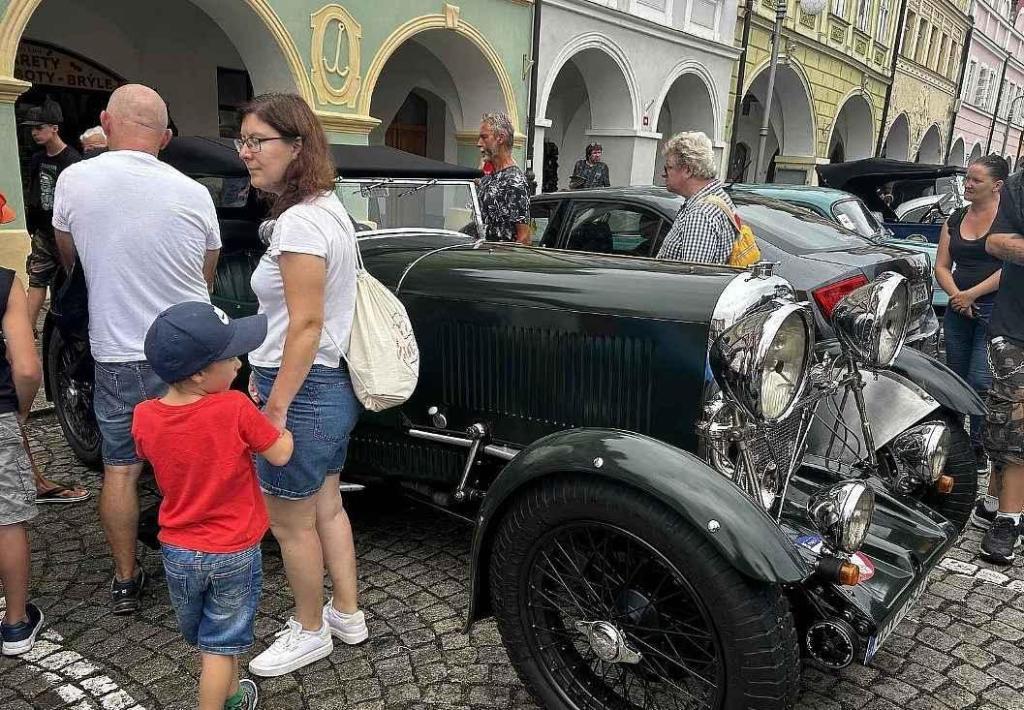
left=545, top=0, right=742, bottom=61
left=0, top=74, right=29, bottom=103
left=315, top=111, right=381, bottom=135
left=895, top=57, right=957, bottom=95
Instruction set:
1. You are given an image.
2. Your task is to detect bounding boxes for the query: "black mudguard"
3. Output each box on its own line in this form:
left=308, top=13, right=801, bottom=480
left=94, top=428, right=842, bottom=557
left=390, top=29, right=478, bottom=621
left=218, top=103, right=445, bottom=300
left=466, top=428, right=811, bottom=625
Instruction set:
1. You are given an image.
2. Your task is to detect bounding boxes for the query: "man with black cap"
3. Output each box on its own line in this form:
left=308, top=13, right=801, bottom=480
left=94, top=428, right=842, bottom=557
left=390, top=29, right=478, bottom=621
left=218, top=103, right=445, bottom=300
left=21, top=98, right=80, bottom=330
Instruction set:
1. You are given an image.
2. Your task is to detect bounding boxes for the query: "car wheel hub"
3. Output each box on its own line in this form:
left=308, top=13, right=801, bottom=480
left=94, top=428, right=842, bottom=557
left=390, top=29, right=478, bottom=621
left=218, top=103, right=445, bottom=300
left=575, top=620, right=642, bottom=665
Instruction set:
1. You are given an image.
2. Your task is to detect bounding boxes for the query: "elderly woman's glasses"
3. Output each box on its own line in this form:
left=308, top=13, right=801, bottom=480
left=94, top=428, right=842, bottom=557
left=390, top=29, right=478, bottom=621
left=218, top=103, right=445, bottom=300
left=234, top=135, right=295, bottom=153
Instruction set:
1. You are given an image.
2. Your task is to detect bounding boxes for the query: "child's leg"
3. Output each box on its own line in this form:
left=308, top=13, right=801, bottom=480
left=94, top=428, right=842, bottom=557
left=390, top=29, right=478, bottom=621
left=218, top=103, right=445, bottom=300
left=0, top=523, right=29, bottom=623
left=198, top=653, right=238, bottom=710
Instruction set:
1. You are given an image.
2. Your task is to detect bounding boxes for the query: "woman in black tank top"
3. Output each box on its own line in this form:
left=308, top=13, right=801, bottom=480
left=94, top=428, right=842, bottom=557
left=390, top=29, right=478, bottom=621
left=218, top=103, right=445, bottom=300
left=936, top=155, right=1007, bottom=463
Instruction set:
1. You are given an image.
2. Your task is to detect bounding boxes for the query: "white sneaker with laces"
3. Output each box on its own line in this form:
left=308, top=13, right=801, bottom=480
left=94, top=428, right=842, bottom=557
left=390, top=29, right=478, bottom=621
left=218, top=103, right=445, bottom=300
left=323, top=599, right=369, bottom=645
left=248, top=617, right=333, bottom=677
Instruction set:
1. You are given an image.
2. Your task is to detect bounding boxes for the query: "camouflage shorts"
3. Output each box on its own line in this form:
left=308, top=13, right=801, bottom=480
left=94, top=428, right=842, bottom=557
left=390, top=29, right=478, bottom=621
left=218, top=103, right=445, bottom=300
left=26, top=229, right=59, bottom=289
left=984, top=336, right=1024, bottom=467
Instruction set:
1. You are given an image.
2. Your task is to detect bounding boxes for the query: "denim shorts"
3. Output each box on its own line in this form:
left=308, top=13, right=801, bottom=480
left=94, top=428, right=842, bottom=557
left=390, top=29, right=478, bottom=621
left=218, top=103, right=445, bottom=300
left=94, top=361, right=167, bottom=466
left=161, top=543, right=262, bottom=655
left=252, top=364, right=362, bottom=500
left=0, top=412, right=34, bottom=526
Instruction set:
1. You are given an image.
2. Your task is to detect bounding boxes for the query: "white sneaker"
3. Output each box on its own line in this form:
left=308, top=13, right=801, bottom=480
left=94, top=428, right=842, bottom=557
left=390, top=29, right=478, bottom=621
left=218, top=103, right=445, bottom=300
left=323, top=599, right=369, bottom=645
left=248, top=617, right=333, bottom=677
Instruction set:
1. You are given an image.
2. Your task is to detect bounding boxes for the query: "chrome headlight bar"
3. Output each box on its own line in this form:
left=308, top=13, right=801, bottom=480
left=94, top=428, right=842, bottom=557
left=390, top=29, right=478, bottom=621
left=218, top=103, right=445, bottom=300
left=807, top=480, right=875, bottom=555
left=832, top=272, right=911, bottom=368
left=710, top=302, right=814, bottom=423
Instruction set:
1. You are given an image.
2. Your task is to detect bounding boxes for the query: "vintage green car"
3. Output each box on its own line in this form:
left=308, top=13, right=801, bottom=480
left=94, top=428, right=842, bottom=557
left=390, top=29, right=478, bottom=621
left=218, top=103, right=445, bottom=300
left=43, top=138, right=983, bottom=710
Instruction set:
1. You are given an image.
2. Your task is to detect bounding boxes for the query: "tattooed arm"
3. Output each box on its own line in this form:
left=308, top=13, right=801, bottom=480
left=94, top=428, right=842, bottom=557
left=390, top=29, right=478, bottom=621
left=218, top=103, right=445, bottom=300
left=987, top=232, right=1024, bottom=265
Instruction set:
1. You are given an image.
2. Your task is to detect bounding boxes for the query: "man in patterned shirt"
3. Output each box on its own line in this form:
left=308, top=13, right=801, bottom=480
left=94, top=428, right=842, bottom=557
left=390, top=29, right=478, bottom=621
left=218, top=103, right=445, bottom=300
left=476, top=113, right=531, bottom=244
left=569, top=143, right=610, bottom=190
left=656, top=131, right=735, bottom=264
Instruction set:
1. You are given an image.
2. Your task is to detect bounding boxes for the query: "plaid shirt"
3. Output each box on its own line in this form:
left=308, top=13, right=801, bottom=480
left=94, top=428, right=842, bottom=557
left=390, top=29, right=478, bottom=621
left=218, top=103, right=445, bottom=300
left=656, top=180, right=736, bottom=264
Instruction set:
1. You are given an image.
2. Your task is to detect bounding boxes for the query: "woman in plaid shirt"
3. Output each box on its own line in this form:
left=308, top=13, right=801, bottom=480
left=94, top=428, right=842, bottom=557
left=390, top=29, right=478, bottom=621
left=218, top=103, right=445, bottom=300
left=656, top=131, right=736, bottom=264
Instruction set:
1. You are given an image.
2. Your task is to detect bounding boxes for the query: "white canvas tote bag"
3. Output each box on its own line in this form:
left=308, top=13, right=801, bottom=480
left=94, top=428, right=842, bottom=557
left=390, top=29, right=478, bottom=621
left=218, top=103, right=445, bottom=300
left=321, top=209, right=420, bottom=411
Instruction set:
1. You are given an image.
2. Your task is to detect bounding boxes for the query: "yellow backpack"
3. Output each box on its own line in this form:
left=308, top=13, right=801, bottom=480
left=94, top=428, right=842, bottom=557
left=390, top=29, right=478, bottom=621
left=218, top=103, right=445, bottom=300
left=703, top=195, right=762, bottom=268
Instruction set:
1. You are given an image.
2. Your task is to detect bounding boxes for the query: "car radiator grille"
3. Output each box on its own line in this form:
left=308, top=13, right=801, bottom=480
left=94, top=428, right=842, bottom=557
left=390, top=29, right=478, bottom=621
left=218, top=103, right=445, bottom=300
left=750, top=405, right=809, bottom=477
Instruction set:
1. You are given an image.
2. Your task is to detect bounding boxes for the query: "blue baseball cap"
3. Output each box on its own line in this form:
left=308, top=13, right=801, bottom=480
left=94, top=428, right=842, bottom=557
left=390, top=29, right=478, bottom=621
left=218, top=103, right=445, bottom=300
left=144, top=301, right=267, bottom=383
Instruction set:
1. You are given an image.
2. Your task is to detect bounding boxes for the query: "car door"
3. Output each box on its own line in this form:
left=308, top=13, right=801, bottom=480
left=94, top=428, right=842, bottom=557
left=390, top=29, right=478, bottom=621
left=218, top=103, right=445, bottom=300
left=557, top=201, right=669, bottom=257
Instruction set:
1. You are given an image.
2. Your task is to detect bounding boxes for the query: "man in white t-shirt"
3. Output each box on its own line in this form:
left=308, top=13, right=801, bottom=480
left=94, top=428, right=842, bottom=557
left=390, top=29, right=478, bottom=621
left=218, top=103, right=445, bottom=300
left=53, top=84, right=221, bottom=615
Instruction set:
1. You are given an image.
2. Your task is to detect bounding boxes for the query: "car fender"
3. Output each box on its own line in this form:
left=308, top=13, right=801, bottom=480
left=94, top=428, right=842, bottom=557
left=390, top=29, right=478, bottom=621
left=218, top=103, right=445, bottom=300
left=466, top=427, right=811, bottom=626
left=892, top=346, right=986, bottom=416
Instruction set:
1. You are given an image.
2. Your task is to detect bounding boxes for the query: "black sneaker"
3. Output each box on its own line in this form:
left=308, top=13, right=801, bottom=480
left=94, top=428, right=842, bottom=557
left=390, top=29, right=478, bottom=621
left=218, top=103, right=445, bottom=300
left=980, top=517, right=1021, bottom=565
left=971, top=497, right=999, bottom=530
left=110, top=566, right=147, bottom=615
left=1, top=602, right=44, bottom=656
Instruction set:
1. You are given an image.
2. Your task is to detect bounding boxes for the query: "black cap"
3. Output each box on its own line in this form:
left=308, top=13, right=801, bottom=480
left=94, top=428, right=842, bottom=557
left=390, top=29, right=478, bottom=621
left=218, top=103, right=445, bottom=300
left=144, top=302, right=267, bottom=383
left=20, top=99, right=63, bottom=126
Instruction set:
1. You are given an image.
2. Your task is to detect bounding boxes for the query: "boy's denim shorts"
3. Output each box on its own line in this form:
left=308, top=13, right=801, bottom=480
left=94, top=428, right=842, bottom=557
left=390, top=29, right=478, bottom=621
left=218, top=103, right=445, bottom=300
left=0, top=412, right=34, bottom=526
left=94, top=361, right=167, bottom=466
left=161, top=543, right=262, bottom=655
left=252, top=364, right=362, bottom=500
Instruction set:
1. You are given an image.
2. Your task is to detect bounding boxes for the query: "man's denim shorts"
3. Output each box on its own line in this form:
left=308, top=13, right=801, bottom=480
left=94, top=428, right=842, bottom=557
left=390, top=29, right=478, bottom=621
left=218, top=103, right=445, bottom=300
left=161, top=543, right=262, bottom=655
left=252, top=364, right=362, bottom=500
left=94, top=361, right=167, bottom=466
left=0, top=412, right=34, bottom=526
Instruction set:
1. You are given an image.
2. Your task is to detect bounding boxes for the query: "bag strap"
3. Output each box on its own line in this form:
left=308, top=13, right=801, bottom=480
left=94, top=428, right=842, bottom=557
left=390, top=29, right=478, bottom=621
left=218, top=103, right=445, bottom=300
left=314, top=202, right=365, bottom=272
left=700, top=195, right=741, bottom=234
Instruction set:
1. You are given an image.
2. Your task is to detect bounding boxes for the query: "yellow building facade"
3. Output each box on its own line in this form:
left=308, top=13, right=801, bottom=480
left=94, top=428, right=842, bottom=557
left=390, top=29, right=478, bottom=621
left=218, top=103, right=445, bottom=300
left=728, top=0, right=968, bottom=182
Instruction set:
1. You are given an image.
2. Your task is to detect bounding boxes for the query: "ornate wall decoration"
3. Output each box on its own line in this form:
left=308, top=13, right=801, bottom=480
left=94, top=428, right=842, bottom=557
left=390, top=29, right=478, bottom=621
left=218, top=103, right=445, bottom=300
left=310, top=4, right=362, bottom=107
left=445, top=4, right=460, bottom=29
left=830, top=23, right=847, bottom=43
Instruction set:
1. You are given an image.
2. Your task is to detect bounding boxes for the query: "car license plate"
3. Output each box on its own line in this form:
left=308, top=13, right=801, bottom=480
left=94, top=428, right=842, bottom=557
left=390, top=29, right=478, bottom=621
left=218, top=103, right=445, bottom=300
left=911, top=281, right=929, bottom=304
left=864, top=580, right=926, bottom=664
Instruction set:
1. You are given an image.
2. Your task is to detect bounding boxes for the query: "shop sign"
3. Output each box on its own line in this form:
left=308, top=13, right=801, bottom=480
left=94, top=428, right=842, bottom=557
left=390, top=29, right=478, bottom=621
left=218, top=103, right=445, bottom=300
left=14, top=41, right=122, bottom=92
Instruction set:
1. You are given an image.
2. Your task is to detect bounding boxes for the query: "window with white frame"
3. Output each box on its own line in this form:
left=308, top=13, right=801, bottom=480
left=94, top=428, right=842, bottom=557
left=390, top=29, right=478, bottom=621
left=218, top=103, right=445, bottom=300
left=963, top=60, right=977, bottom=100
left=686, top=0, right=722, bottom=38
left=631, top=0, right=674, bottom=23
left=876, top=0, right=891, bottom=42
left=857, top=0, right=871, bottom=31
left=975, top=65, right=989, bottom=107
left=833, top=0, right=847, bottom=18
left=914, top=19, right=929, bottom=63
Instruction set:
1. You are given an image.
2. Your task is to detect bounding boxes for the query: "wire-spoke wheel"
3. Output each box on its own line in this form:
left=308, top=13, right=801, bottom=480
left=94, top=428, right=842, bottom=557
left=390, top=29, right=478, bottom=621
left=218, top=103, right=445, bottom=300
left=47, top=327, right=101, bottom=467
left=489, top=476, right=800, bottom=710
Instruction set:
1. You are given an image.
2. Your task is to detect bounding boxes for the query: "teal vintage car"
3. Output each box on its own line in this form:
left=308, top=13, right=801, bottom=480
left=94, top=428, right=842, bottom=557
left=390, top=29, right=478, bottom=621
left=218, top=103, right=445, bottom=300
left=731, top=184, right=948, bottom=313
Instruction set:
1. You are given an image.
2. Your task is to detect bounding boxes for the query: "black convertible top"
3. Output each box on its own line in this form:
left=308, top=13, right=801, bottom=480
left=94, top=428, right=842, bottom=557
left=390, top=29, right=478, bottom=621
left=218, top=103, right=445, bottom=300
left=816, top=158, right=964, bottom=190
left=159, top=136, right=482, bottom=180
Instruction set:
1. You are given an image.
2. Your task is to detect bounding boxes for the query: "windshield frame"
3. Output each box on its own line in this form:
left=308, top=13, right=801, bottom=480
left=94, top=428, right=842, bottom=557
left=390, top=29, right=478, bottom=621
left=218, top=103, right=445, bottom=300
left=336, top=177, right=484, bottom=236
left=830, top=197, right=884, bottom=241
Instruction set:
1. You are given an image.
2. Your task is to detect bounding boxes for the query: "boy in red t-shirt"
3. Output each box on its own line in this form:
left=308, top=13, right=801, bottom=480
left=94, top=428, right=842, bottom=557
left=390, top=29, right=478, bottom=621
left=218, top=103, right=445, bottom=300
left=133, top=301, right=292, bottom=710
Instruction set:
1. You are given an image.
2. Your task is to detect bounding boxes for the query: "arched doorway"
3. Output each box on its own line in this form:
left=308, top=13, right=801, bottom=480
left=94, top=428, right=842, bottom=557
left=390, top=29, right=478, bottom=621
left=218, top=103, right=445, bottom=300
left=916, top=124, right=942, bottom=164
left=882, top=113, right=911, bottom=160
left=652, top=68, right=717, bottom=183
left=969, top=142, right=983, bottom=164
left=539, top=43, right=637, bottom=189
left=947, top=137, right=966, bottom=167
left=367, top=28, right=512, bottom=165
left=735, top=62, right=816, bottom=182
left=829, top=94, right=874, bottom=162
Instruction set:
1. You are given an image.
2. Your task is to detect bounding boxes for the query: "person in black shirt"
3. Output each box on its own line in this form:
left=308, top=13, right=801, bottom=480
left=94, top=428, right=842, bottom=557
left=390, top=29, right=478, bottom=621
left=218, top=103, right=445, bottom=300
left=935, top=156, right=1005, bottom=472
left=21, top=99, right=81, bottom=329
left=976, top=168, right=1024, bottom=564
left=569, top=143, right=610, bottom=190
left=476, top=112, right=530, bottom=244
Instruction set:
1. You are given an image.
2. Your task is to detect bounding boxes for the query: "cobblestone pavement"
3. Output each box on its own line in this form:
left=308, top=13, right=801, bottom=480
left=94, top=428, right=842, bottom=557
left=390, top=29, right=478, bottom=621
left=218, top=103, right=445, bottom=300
left=3, top=414, right=1024, bottom=710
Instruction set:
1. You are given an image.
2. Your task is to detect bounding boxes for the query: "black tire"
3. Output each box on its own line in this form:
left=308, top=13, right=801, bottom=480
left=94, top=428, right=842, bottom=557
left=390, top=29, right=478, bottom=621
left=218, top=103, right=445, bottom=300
left=916, top=410, right=979, bottom=532
left=46, top=327, right=102, bottom=468
left=488, top=476, right=800, bottom=710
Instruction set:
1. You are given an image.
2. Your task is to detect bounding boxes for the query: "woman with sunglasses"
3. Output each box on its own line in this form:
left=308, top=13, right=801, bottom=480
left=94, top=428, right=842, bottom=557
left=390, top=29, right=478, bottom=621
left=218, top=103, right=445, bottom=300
left=235, top=94, right=367, bottom=677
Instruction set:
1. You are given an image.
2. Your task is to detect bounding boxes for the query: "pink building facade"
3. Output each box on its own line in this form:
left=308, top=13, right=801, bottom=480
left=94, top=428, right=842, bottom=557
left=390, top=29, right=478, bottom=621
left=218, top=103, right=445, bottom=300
left=952, top=0, right=1024, bottom=168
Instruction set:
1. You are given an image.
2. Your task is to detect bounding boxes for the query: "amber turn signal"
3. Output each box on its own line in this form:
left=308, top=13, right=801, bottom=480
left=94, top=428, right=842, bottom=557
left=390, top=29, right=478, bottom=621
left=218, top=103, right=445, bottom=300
left=838, top=562, right=861, bottom=586
left=936, top=475, right=955, bottom=494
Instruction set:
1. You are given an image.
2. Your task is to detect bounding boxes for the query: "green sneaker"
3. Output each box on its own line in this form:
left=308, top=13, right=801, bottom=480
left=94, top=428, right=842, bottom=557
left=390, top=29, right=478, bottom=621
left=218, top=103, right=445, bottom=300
left=225, top=679, right=258, bottom=710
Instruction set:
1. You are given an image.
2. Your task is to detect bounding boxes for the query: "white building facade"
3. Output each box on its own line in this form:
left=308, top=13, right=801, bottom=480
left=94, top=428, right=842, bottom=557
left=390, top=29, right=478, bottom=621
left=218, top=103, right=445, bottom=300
left=532, top=0, right=741, bottom=190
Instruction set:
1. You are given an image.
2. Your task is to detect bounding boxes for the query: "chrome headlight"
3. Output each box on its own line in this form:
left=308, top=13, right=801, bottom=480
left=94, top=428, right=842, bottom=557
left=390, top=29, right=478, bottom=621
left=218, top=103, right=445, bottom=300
left=807, top=481, right=875, bottom=554
left=890, top=422, right=950, bottom=485
left=710, top=303, right=813, bottom=422
left=832, top=272, right=910, bottom=367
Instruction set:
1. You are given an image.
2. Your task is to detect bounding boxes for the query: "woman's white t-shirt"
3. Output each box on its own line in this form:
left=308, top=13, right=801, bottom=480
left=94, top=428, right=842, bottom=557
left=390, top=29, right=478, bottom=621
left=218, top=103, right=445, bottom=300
left=249, top=192, right=358, bottom=368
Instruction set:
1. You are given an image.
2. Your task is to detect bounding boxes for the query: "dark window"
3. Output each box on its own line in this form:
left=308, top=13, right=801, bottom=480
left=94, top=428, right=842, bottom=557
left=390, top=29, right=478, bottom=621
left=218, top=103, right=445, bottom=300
left=217, top=67, right=253, bottom=139
left=562, top=202, right=667, bottom=257
left=732, top=197, right=866, bottom=254
left=530, top=200, right=566, bottom=247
